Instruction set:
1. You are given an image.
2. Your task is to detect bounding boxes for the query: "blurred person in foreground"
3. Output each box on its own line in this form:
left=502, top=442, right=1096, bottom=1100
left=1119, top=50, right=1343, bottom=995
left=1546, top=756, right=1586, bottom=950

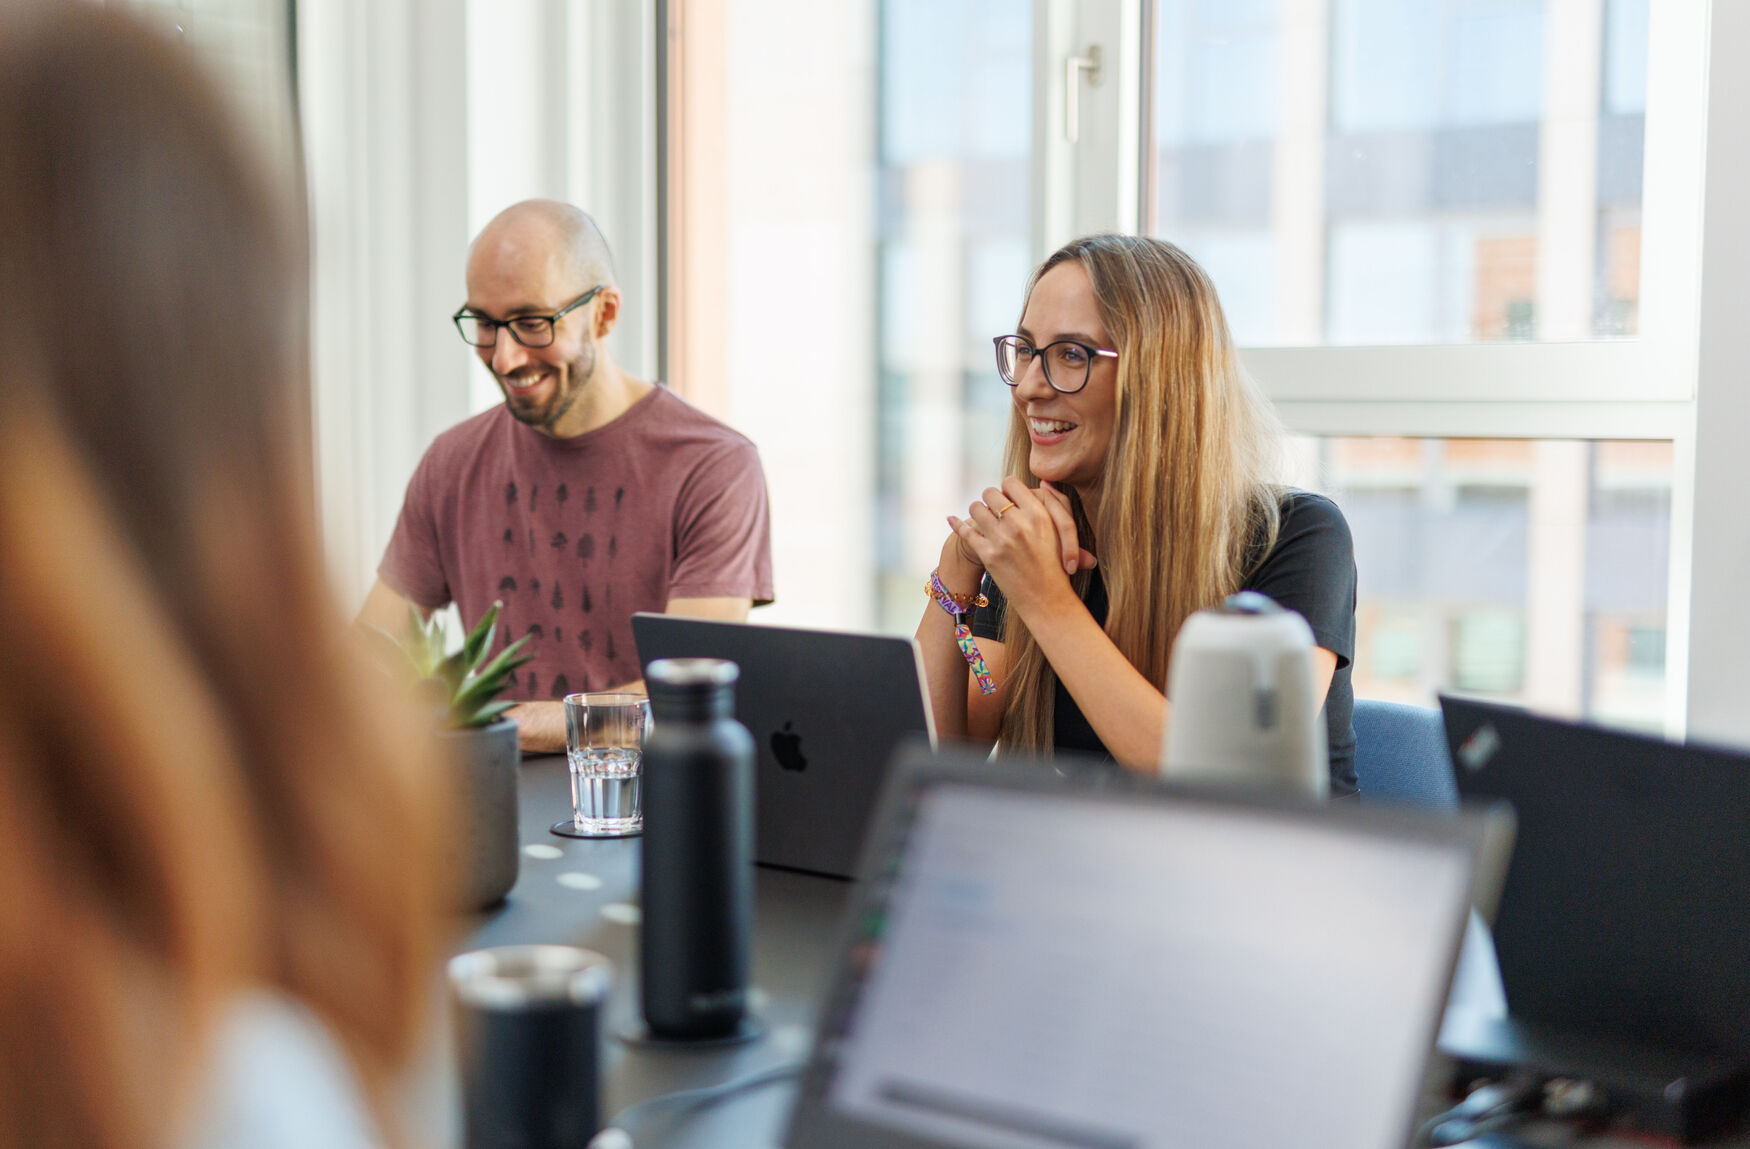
left=356, top=199, right=775, bottom=753
left=918, top=234, right=1359, bottom=793
left=0, top=7, right=446, bottom=1149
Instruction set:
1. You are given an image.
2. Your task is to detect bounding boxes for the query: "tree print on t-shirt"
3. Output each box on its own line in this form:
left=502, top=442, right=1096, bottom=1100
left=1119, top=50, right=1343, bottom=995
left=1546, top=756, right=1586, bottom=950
left=497, top=464, right=644, bottom=700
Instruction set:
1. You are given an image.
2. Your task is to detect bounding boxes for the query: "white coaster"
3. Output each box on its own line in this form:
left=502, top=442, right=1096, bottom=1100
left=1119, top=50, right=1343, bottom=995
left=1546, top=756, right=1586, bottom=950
left=556, top=871, right=603, bottom=891
left=600, top=902, right=641, bottom=925
left=771, top=1023, right=812, bottom=1057
left=521, top=843, right=564, bottom=860
left=587, top=1130, right=634, bottom=1149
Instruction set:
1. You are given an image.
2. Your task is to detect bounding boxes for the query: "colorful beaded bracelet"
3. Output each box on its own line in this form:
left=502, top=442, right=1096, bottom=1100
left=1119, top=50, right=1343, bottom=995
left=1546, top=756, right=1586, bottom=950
left=926, top=568, right=997, bottom=695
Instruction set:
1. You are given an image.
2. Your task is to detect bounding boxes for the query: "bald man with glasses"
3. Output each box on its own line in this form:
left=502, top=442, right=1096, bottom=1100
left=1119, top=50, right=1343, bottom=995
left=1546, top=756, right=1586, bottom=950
left=358, top=200, right=773, bottom=752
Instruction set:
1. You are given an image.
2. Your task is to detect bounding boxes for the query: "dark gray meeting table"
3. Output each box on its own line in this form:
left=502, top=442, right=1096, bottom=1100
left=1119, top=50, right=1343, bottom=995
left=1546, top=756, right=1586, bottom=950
left=465, top=753, right=1750, bottom=1149
left=463, top=752, right=843, bottom=1148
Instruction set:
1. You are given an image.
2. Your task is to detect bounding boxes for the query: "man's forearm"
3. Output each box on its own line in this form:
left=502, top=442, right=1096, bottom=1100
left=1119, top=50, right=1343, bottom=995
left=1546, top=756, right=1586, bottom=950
left=508, top=681, right=650, bottom=755
left=508, top=700, right=566, bottom=754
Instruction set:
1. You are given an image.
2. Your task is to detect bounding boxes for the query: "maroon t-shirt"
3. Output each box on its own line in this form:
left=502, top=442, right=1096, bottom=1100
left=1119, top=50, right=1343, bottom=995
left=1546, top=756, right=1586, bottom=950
left=379, top=385, right=774, bottom=699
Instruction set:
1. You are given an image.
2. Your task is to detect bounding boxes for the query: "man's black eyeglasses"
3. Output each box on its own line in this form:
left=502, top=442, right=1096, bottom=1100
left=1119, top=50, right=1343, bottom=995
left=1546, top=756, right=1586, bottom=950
left=453, top=285, right=605, bottom=349
left=993, top=334, right=1118, bottom=394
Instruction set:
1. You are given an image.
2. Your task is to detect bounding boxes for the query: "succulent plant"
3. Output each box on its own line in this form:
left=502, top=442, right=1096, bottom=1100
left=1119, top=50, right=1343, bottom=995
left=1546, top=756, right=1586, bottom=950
left=391, top=600, right=534, bottom=730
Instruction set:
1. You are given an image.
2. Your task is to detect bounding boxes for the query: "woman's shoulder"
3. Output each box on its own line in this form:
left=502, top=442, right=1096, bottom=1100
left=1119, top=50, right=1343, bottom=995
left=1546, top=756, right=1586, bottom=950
left=1248, top=488, right=1354, bottom=580
left=182, top=992, right=385, bottom=1149
left=1244, top=489, right=1356, bottom=640
left=1268, top=488, right=1354, bottom=552
left=1275, top=488, right=1349, bottom=532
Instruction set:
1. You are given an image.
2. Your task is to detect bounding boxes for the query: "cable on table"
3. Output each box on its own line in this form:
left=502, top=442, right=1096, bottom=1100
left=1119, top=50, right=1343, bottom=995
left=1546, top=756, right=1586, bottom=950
left=588, top=1060, right=806, bottom=1148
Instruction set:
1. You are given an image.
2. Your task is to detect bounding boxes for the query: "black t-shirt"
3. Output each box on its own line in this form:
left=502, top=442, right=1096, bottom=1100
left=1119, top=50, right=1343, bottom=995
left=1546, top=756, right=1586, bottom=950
left=972, top=490, right=1359, bottom=796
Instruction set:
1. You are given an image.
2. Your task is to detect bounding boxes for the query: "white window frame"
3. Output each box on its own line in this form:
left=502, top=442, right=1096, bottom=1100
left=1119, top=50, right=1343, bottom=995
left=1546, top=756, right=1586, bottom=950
left=1046, top=0, right=1746, bottom=741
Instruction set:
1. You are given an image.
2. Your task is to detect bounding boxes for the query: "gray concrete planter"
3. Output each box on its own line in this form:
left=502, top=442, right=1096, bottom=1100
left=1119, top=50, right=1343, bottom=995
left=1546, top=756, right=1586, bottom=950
left=444, top=717, right=520, bottom=910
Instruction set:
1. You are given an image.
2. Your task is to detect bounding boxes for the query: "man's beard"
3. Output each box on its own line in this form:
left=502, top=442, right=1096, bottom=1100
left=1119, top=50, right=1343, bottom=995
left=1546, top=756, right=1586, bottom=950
left=501, top=342, right=595, bottom=432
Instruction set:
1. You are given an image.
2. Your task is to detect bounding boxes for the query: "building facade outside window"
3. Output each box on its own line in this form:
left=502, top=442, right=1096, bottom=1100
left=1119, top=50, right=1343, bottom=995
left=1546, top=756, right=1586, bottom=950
left=875, top=0, right=1033, bottom=629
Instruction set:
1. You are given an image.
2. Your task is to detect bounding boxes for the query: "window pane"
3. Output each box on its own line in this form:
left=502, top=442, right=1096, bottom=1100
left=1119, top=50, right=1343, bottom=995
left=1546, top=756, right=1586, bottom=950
left=1289, top=437, right=1673, bottom=733
left=876, top=0, right=1031, bottom=630
left=1150, top=0, right=1649, bottom=347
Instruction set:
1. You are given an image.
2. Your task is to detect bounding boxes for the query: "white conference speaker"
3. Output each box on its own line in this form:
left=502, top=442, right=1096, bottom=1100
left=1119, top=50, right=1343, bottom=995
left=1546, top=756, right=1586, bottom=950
left=1161, top=591, right=1328, bottom=798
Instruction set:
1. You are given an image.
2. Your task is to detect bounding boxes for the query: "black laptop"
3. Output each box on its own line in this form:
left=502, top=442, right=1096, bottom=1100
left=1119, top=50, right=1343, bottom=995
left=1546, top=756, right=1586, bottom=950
left=1440, top=695, right=1750, bottom=1071
left=784, top=745, right=1512, bottom=1149
left=631, top=614, right=935, bottom=879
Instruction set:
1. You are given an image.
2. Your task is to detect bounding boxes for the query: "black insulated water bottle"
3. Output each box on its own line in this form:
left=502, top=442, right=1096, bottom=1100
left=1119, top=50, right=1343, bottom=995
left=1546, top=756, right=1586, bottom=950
left=639, top=657, right=755, bottom=1040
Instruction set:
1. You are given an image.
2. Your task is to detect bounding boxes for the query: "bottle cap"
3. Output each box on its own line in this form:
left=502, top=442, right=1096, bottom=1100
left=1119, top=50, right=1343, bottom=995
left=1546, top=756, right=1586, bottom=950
left=448, top=945, right=612, bottom=1010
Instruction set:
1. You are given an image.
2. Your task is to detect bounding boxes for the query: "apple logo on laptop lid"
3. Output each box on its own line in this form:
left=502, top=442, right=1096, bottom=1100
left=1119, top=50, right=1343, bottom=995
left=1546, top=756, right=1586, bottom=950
left=771, top=721, right=808, bottom=772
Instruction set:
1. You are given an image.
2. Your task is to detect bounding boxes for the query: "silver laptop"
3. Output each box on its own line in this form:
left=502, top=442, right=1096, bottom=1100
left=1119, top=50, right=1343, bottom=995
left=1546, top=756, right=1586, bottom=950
left=631, top=613, right=936, bottom=879
left=785, top=746, right=1514, bottom=1149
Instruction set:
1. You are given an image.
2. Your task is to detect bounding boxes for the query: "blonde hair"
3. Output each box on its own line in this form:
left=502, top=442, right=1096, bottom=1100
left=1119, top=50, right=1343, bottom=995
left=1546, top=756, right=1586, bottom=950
left=998, top=235, right=1287, bottom=754
left=0, top=9, right=446, bottom=1149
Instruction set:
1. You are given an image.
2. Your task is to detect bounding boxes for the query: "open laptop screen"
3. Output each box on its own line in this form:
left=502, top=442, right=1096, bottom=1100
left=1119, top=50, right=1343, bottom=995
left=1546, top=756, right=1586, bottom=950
left=794, top=776, right=1481, bottom=1149
left=1441, top=694, right=1750, bottom=1059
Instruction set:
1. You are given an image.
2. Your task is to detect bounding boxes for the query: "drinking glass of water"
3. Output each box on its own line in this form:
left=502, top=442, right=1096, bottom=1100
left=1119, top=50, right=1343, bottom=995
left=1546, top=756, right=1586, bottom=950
left=553, top=692, right=650, bottom=838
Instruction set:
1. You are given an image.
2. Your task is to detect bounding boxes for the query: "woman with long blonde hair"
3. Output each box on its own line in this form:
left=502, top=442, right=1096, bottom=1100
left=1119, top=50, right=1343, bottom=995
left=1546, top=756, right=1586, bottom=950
left=0, top=8, right=446, bottom=1149
left=918, top=234, right=1358, bottom=794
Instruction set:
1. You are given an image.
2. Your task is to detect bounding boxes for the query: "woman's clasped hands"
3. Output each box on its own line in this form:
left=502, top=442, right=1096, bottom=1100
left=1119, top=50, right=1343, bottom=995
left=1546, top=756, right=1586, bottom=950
left=945, top=477, right=1098, bottom=616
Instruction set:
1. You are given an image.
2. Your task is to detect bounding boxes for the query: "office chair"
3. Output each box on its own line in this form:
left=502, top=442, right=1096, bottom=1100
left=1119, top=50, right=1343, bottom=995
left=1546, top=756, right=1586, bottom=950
left=1352, top=698, right=1459, bottom=809
left=1353, top=698, right=1506, bottom=1017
